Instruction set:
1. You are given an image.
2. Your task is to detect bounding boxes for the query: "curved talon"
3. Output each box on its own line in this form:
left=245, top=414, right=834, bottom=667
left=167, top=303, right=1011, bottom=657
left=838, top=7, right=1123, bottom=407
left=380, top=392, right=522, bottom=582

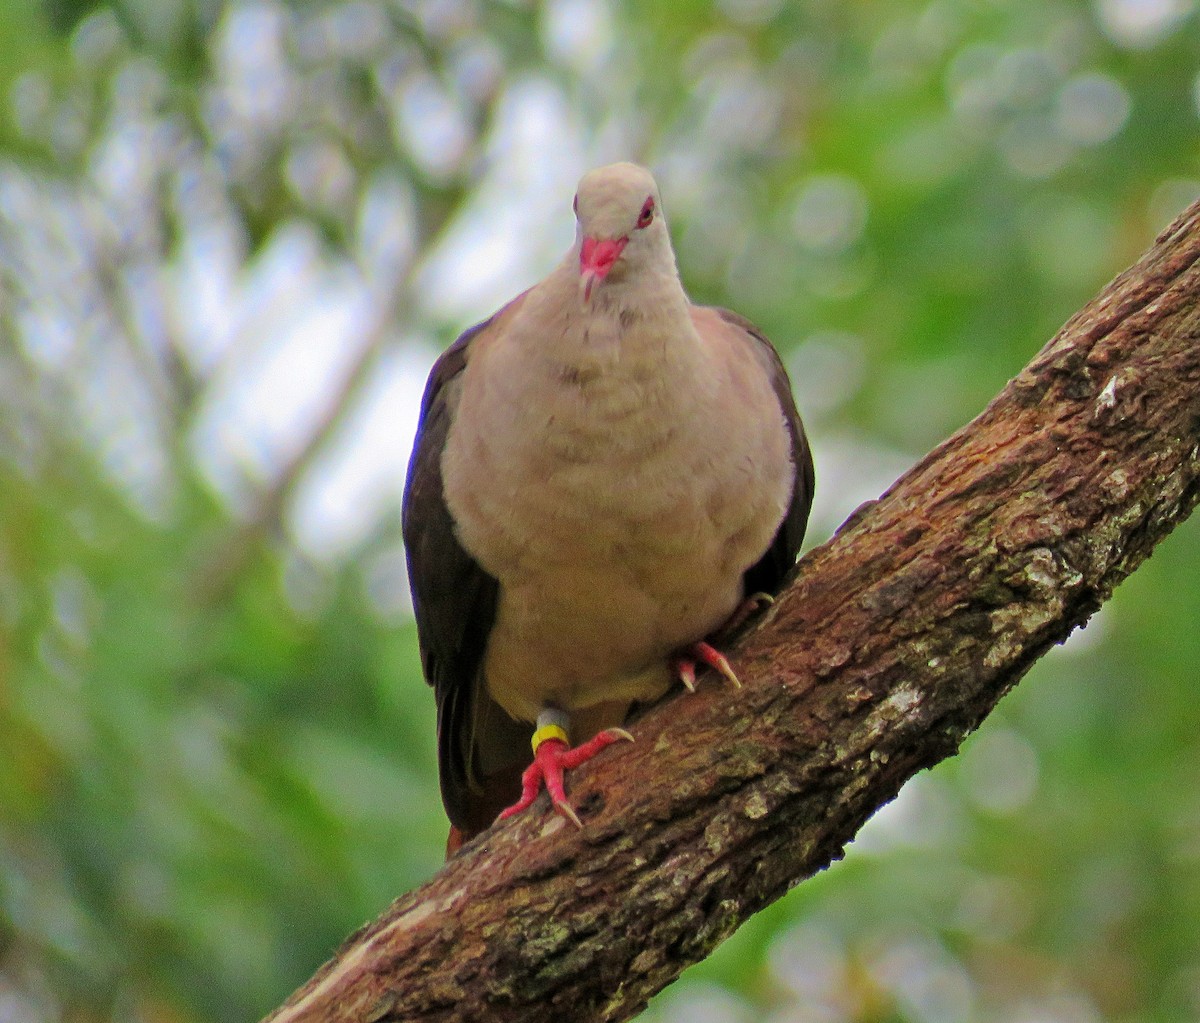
left=550, top=790, right=583, bottom=830
left=674, top=640, right=742, bottom=690
left=674, top=658, right=698, bottom=692
left=694, top=640, right=742, bottom=688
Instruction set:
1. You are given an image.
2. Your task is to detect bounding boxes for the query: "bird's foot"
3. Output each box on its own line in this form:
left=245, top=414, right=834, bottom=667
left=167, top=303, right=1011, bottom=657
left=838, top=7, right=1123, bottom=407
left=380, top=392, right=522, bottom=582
left=672, top=594, right=774, bottom=691
left=672, top=640, right=742, bottom=692
left=498, top=725, right=634, bottom=828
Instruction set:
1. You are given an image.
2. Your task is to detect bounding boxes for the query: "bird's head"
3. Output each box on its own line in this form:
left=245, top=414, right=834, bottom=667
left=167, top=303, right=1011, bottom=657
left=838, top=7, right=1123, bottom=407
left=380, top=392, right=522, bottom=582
left=573, top=162, right=672, bottom=303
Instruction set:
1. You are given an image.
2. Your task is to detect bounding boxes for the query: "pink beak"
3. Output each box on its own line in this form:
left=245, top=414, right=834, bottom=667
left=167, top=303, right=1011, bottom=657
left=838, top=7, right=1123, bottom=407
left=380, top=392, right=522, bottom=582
left=580, top=236, right=627, bottom=301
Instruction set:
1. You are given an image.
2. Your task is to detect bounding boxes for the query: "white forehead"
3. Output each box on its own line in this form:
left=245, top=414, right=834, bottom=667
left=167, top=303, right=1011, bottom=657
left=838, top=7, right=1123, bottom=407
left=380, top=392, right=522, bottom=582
left=575, top=162, right=660, bottom=217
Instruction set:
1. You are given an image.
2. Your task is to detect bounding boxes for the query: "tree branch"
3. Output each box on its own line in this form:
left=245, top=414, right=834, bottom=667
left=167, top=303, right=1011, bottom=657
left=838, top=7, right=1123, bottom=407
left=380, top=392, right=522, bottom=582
left=263, top=200, right=1200, bottom=1023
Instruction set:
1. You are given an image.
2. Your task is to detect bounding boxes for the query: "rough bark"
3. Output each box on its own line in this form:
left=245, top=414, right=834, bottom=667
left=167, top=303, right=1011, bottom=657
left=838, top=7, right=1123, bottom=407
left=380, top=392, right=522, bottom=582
left=264, top=201, right=1200, bottom=1023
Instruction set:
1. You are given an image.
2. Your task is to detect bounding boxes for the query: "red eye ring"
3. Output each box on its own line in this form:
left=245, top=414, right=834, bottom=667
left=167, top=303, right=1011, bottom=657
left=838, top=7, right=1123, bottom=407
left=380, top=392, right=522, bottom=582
left=636, top=196, right=655, bottom=228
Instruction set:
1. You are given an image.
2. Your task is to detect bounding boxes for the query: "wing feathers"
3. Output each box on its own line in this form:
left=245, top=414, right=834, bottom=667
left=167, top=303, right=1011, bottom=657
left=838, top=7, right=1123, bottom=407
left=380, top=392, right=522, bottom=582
left=402, top=311, right=527, bottom=835
left=705, top=306, right=814, bottom=596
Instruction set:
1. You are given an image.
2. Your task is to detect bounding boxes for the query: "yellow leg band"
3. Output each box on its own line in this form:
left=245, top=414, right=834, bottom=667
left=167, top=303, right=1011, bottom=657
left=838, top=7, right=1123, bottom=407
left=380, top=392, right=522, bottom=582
left=531, top=723, right=569, bottom=754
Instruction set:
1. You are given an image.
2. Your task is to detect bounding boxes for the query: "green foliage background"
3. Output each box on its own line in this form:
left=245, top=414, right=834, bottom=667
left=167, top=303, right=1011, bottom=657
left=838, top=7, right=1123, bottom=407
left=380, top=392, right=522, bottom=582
left=0, top=1, right=1198, bottom=1020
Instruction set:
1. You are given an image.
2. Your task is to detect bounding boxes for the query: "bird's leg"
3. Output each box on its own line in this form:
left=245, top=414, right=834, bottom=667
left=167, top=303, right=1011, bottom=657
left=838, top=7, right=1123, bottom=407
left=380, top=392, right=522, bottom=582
left=671, top=593, right=775, bottom=691
left=497, top=708, right=634, bottom=828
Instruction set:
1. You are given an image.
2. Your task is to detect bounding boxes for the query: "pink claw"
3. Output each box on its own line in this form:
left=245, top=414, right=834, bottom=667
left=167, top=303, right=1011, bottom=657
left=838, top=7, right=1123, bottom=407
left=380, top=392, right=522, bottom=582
left=673, top=640, right=742, bottom=691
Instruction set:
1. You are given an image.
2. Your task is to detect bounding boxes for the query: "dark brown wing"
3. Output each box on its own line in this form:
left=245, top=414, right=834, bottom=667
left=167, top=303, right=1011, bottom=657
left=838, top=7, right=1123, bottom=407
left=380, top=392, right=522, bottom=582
left=708, top=307, right=815, bottom=596
left=402, top=310, right=530, bottom=839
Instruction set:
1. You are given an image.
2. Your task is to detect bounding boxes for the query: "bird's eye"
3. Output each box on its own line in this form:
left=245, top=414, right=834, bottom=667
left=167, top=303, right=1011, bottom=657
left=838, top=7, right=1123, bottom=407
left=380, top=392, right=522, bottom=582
left=636, top=197, right=655, bottom=229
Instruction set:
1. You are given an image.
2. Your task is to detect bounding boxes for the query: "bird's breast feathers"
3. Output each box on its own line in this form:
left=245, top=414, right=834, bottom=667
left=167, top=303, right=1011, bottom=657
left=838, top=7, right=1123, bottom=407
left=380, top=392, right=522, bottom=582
left=440, top=287, right=794, bottom=720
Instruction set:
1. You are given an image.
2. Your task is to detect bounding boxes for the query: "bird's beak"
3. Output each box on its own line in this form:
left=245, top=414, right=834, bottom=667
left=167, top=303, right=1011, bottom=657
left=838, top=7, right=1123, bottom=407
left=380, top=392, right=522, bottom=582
left=580, top=236, right=627, bottom=302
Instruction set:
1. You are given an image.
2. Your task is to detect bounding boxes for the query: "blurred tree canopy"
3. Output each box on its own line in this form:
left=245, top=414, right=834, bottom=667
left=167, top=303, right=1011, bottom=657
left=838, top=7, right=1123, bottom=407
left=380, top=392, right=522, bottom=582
left=0, top=1, right=1198, bottom=1021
